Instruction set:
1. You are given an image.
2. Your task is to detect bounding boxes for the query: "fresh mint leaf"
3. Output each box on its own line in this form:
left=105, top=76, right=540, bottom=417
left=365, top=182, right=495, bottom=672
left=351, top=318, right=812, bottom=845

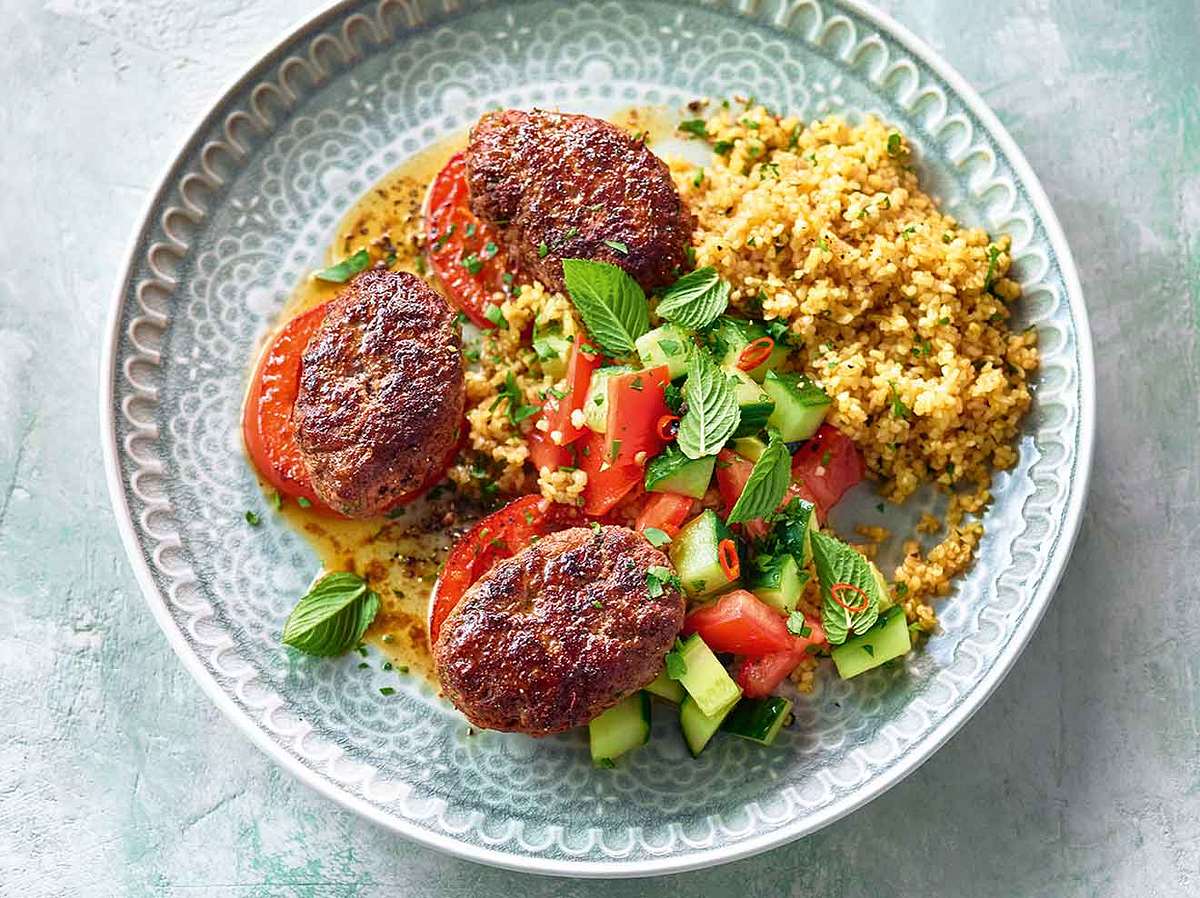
left=314, top=249, right=370, bottom=283
left=727, top=430, right=791, bottom=523
left=655, top=267, right=730, bottom=331
left=562, top=258, right=650, bottom=356
left=282, top=571, right=381, bottom=657
left=642, top=527, right=672, bottom=548
left=810, top=531, right=881, bottom=645
left=677, top=352, right=740, bottom=459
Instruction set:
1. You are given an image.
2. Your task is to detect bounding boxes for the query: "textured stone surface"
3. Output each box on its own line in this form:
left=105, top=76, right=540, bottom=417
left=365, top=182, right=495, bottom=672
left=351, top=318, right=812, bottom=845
left=1, top=1, right=1197, bottom=896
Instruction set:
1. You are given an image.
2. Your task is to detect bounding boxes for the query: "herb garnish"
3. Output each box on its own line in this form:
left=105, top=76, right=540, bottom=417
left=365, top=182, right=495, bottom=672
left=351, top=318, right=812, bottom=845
left=726, top=430, right=790, bottom=523
left=983, top=244, right=1001, bottom=292
left=244, top=510, right=261, bottom=526
left=655, top=267, right=730, bottom=330
left=646, top=565, right=681, bottom=598
left=561, top=258, right=650, bottom=356
left=490, top=371, right=539, bottom=425
left=786, top=611, right=812, bottom=638
left=484, top=304, right=508, bottom=329
left=678, top=119, right=709, bottom=138
left=889, top=381, right=911, bottom=420
left=281, top=571, right=381, bottom=657
left=314, top=249, right=370, bottom=283
left=810, top=532, right=882, bottom=644
left=461, top=253, right=483, bottom=275
left=664, top=638, right=688, bottom=679
left=642, top=527, right=672, bottom=548
left=886, top=132, right=903, bottom=157
left=676, top=352, right=740, bottom=459
left=603, top=239, right=629, bottom=255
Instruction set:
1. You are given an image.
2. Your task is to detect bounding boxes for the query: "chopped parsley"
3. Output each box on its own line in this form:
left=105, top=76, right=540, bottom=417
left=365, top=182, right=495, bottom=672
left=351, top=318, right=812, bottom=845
left=886, top=132, right=902, bottom=157
left=983, top=244, right=1001, bottom=292
left=713, top=139, right=734, bottom=155
left=642, top=527, right=672, bottom=548
left=379, top=687, right=396, bottom=696
left=603, top=239, right=629, bottom=255
left=645, top=565, right=680, bottom=598
left=297, top=497, right=312, bottom=509
left=484, top=304, right=508, bottom=329
left=664, top=638, right=688, bottom=679
left=244, top=510, right=261, bottom=526
left=537, top=241, right=549, bottom=258
left=889, top=382, right=911, bottom=420
left=489, top=371, right=539, bottom=425
left=678, top=119, right=709, bottom=138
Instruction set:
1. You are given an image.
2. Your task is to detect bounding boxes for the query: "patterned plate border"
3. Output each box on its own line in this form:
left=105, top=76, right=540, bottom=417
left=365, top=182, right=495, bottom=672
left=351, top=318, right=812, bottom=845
left=99, top=0, right=1095, bottom=877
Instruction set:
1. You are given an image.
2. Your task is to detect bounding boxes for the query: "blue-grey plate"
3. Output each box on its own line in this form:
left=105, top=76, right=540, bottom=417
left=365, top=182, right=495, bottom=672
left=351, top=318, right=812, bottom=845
left=100, top=0, right=1094, bottom=877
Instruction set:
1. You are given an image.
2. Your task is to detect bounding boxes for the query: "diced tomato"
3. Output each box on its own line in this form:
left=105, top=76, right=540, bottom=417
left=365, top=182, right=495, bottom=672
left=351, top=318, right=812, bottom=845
left=527, top=425, right=572, bottom=473
left=790, top=424, right=864, bottom=520
left=424, top=152, right=512, bottom=329
left=242, top=302, right=331, bottom=508
left=682, top=589, right=796, bottom=656
left=605, top=366, right=671, bottom=468
left=634, top=492, right=694, bottom=537
left=714, top=449, right=772, bottom=540
left=735, top=618, right=828, bottom=698
left=542, top=340, right=601, bottom=448
left=429, top=495, right=583, bottom=643
left=578, top=428, right=642, bottom=517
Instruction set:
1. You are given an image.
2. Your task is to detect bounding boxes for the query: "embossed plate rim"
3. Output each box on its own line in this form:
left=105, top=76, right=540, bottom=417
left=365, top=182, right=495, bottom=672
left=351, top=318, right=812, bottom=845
left=100, top=0, right=1095, bottom=877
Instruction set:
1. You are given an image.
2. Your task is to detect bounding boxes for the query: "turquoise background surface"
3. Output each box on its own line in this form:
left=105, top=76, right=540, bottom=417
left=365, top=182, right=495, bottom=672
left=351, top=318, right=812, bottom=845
left=2, top=0, right=1197, bottom=895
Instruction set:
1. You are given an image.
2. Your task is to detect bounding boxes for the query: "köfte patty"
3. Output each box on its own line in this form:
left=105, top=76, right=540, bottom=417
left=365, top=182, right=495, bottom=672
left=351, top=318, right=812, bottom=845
left=293, top=270, right=464, bottom=517
left=433, top=525, right=685, bottom=735
left=465, top=109, right=692, bottom=294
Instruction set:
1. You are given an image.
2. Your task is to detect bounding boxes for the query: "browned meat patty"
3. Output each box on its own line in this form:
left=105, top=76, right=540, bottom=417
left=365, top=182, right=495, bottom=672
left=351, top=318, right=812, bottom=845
left=465, top=109, right=692, bottom=294
left=433, top=525, right=684, bottom=735
left=293, top=270, right=464, bottom=517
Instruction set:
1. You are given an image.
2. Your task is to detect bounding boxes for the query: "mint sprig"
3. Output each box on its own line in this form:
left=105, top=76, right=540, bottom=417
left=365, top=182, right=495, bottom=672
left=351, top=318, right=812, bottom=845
left=314, top=249, right=370, bottom=283
left=677, top=352, right=740, bottom=459
left=727, top=430, right=791, bottom=523
left=562, top=258, right=650, bottom=355
left=810, top=531, right=881, bottom=644
left=282, top=571, right=381, bottom=657
left=655, top=267, right=730, bottom=331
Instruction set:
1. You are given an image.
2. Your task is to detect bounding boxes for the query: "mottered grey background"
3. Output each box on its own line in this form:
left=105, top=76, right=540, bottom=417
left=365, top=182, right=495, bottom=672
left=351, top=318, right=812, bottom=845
left=1, top=0, right=1197, bottom=896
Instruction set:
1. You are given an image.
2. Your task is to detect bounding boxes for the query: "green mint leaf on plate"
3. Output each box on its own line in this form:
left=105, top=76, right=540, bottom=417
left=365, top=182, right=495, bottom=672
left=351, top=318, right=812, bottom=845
left=655, top=267, right=730, bottom=331
left=810, top=531, right=881, bottom=645
left=642, top=527, right=672, bottom=548
left=676, top=352, right=740, bottom=459
left=726, top=430, right=791, bottom=523
left=282, top=571, right=381, bottom=657
left=314, top=249, right=370, bottom=283
left=562, top=258, right=650, bottom=356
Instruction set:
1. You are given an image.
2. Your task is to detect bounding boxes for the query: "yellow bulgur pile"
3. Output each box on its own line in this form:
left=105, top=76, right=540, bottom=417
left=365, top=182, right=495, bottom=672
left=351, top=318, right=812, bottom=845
left=447, top=104, right=1036, bottom=667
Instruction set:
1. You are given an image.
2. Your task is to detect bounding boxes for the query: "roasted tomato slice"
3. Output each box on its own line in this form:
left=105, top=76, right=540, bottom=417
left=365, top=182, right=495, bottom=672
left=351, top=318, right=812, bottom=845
left=243, top=301, right=459, bottom=516
left=428, top=495, right=583, bottom=643
left=790, top=424, right=864, bottom=520
left=242, top=302, right=333, bottom=510
left=424, top=151, right=511, bottom=328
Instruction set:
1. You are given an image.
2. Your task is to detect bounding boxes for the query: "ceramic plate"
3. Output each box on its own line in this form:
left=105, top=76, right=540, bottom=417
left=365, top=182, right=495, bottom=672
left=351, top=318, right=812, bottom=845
left=101, top=0, right=1094, bottom=877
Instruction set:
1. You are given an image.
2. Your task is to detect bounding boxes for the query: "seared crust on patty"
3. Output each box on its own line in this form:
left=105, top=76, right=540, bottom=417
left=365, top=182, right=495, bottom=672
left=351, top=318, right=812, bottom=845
left=294, top=270, right=464, bottom=517
left=466, top=109, right=692, bottom=293
left=433, top=525, right=684, bottom=735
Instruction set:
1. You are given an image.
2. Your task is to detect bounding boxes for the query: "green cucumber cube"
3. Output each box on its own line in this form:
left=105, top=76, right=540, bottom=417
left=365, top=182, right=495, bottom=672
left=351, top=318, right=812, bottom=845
left=750, top=553, right=808, bottom=614
left=676, top=634, right=742, bottom=718
left=644, top=445, right=716, bottom=499
left=636, top=324, right=693, bottom=380
left=720, top=696, right=794, bottom=746
left=644, top=670, right=686, bottom=704
left=669, top=509, right=738, bottom=598
left=831, top=607, right=912, bottom=679
left=763, top=370, right=831, bottom=442
left=589, top=691, right=652, bottom=764
left=679, top=694, right=736, bottom=756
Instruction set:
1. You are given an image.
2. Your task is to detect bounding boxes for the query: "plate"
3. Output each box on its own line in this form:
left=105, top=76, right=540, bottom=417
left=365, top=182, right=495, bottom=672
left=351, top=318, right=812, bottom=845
left=100, top=0, right=1094, bottom=877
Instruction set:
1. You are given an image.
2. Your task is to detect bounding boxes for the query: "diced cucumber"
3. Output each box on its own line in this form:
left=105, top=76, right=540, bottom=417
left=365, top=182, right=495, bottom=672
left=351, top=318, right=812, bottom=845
left=750, top=553, right=809, bottom=614
left=582, top=365, right=634, bottom=434
left=669, top=509, right=739, bottom=598
left=731, top=435, right=769, bottom=462
left=589, top=691, right=652, bottom=764
left=720, top=696, right=794, bottom=746
left=531, top=328, right=572, bottom=380
left=636, top=324, right=693, bottom=380
left=729, top=369, right=775, bottom=437
left=644, top=670, right=686, bottom=704
left=644, top=445, right=716, bottom=499
left=831, top=606, right=912, bottom=679
left=680, top=694, right=736, bottom=756
left=763, top=371, right=831, bottom=442
left=712, top=317, right=790, bottom=382
left=676, top=634, right=742, bottom=718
